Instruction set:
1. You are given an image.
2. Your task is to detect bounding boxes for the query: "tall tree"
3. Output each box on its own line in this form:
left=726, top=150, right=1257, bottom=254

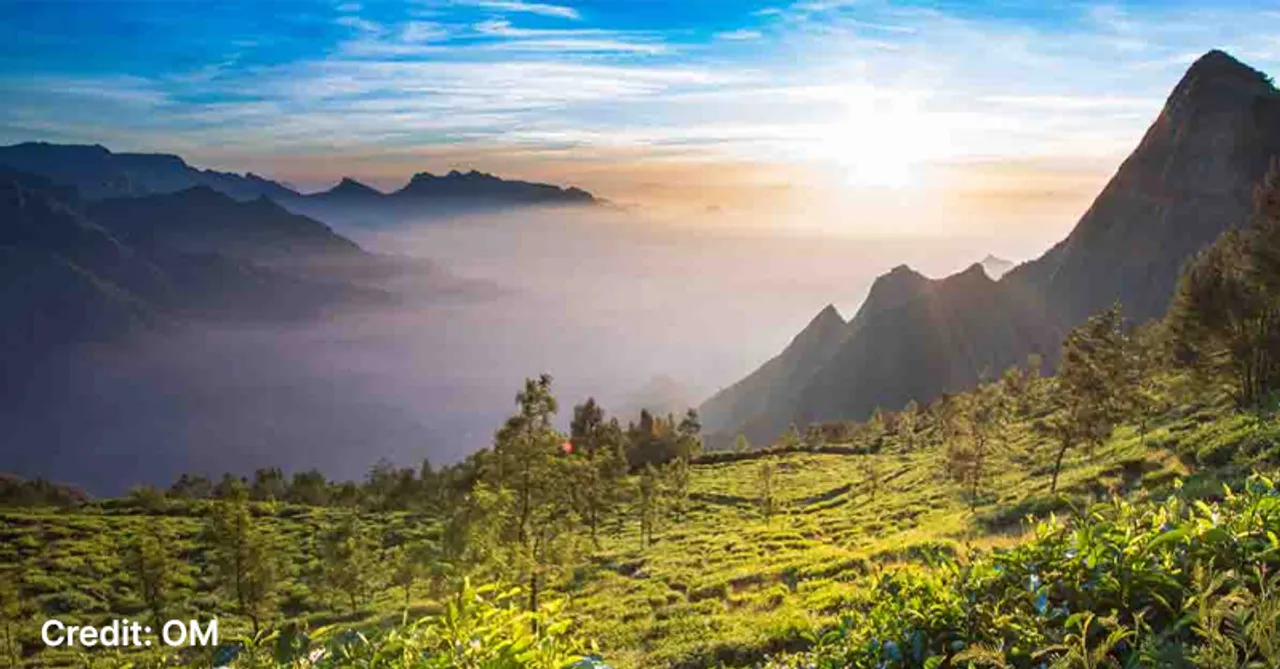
left=123, top=525, right=178, bottom=627
left=952, top=381, right=1009, bottom=510
left=1043, top=306, right=1133, bottom=493
left=758, top=460, right=777, bottom=523
left=483, top=374, right=582, bottom=615
left=569, top=399, right=629, bottom=545
left=898, top=399, right=919, bottom=451
left=206, top=493, right=280, bottom=636
left=636, top=465, right=665, bottom=550
left=319, top=515, right=379, bottom=612
left=1170, top=161, right=1280, bottom=410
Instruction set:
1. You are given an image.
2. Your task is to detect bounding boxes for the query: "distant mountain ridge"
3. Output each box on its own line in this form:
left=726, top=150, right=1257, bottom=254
left=701, top=49, right=1280, bottom=446
left=0, top=143, right=598, bottom=227
left=0, top=169, right=495, bottom=375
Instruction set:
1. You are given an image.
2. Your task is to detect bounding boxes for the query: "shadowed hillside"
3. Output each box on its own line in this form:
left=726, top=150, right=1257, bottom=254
left=702, top=49, right=1280, bottom=445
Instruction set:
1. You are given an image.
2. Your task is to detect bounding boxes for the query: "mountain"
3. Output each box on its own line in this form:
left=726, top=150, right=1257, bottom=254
left=0, top=170, right=163, bottom=363
left=394, top=170, right=594, bottom=204
left=1006, top=49, right=1280, bottom=323
left=847, top=265, right=933, bottom=334
left=700, top=304, right=848, bottom=437
left=287, top=170, right=597, bottom=227
left=0, top=143, right=599, bottom=227
left=0, top=142, right=295, bottom=201
left=791, top=264, right=1059, bottom=431
left=89, top=186, right=363, bottom=264
left=0, top=169, right=396, bottom=372
left=702, top=49, right=1280, bottom=444
left=980, top=254, right=1014, bottom=279
left=317, top=177, right=384, bottom=202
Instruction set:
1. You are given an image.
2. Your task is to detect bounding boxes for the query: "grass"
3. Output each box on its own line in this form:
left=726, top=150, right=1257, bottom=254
left=3, top=396, right=1275, bottom=668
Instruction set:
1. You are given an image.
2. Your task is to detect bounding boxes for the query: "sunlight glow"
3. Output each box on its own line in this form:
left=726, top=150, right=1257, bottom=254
left=823, top=86, right=943, bottom=190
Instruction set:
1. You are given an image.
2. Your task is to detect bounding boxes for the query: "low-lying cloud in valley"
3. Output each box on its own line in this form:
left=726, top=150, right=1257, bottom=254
left=2, top=206, right=1023, bottom=494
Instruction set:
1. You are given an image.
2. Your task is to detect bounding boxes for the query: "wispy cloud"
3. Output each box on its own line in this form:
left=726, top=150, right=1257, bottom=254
left=466, top=1, right=580, bottom=20
left=3, top=0, right=1279, bottom=207
left=715, top=29, right=763, bottom=41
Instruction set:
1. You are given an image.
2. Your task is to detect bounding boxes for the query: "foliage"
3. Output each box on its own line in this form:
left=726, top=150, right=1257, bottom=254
left=1170, top=158, right=1280, bottom=409
left=763, top=474, right=1280, bottom=669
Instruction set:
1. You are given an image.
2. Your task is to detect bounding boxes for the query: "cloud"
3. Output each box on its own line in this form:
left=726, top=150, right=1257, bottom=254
left=336, top=15, right=382, bottom=34
left=466, top=1, right=580, bottom=20
left=401, top=21, right=450, bottom=43
left=715, top=29, right=763, bottom=41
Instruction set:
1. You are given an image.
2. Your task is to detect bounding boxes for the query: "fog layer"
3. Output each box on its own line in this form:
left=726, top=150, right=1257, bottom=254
left=2, top=208, right=1019, bottom=494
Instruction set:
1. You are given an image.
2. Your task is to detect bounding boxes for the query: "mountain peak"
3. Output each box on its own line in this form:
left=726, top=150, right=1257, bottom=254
left=1165, top=49, right=1276, bottom=117
left=980, top=254, right=1014, bottom=279
left=326, top=177, right=381, bottom=197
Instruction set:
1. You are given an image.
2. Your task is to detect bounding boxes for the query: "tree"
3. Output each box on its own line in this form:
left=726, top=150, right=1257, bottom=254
left=168, top=473, right=213, bottom=500
left=666, top=409, right=703, bottom=519
left=286, top=469, right=329, bottom=506
left=758, top=460, right=777, bottom=523
left=636, top=465, right=664, bottom=549
left=952, top=381, right=1009, bottom=510
left=123, top=525, right=178, bottom=627
left=482, top=374, right=582, bottom=615
left=0, top=572, right=22, bottom=669
left=858, top=454, right=880, bottom=502
left=250, top=467, right=286, bottom=502
left=1127, top=322, right=1170, bottom=444
left=206, top=493, right=280, bottom=636
left=388, top=541, right=435, bottom=610
left=319, top=515, right=379, bottom=612
left=569, top=400, right=630, bottom=544
left=1169, top=164, right=1280, bottom=410
left=898, top=400, right=919, bottom=451
left=864, top=409, right=886, bottom=451
left=734, top=433, right=752, bottom=454
left=1043, top=306, right=1134, bottom=493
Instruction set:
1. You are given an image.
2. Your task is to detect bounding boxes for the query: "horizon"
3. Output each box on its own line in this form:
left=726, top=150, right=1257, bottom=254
left=3, top=1, right=1279, bottom=245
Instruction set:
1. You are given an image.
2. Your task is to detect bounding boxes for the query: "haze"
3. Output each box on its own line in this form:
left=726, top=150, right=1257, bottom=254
left=4, top=207, right=1039, bottom=494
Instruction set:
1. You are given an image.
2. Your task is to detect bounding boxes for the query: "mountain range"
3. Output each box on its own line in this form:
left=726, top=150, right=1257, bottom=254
left=0, top=143, right=597, bottom=228
left=700, top=50, right=1280, bottom=445
left=0, top=168, right=495, bottom=378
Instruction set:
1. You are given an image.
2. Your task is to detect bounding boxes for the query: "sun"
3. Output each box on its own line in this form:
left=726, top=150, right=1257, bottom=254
left=823, top=87, right=937, bottom=190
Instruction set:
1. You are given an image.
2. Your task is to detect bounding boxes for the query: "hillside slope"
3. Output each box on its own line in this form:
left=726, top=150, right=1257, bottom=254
left=702, top=49, right=1280, bottom=443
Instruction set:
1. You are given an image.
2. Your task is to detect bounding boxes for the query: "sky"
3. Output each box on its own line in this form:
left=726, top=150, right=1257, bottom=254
left=2, top=0, right=1279, bottom=240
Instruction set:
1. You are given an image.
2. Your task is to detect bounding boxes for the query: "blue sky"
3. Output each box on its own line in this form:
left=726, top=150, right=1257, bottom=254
left=1, top=0, right=1278, bottom=223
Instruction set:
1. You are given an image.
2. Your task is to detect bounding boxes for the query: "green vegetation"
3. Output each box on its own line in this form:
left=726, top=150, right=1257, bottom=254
left=6, top=163, right=1280, bottom=669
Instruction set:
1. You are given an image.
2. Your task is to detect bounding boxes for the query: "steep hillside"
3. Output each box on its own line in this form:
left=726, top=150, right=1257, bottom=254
left=1007, top=49, right=1280, bottom=323
left=703, top=49, right=1280, bottom=443
left=700, top=305, right=847, bottom=437
left=793, top=264, right=1060, bottom=427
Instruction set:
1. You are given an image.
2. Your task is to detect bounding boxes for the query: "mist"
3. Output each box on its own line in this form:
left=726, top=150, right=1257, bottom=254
left=1, top=207, right=1027, bottom=494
